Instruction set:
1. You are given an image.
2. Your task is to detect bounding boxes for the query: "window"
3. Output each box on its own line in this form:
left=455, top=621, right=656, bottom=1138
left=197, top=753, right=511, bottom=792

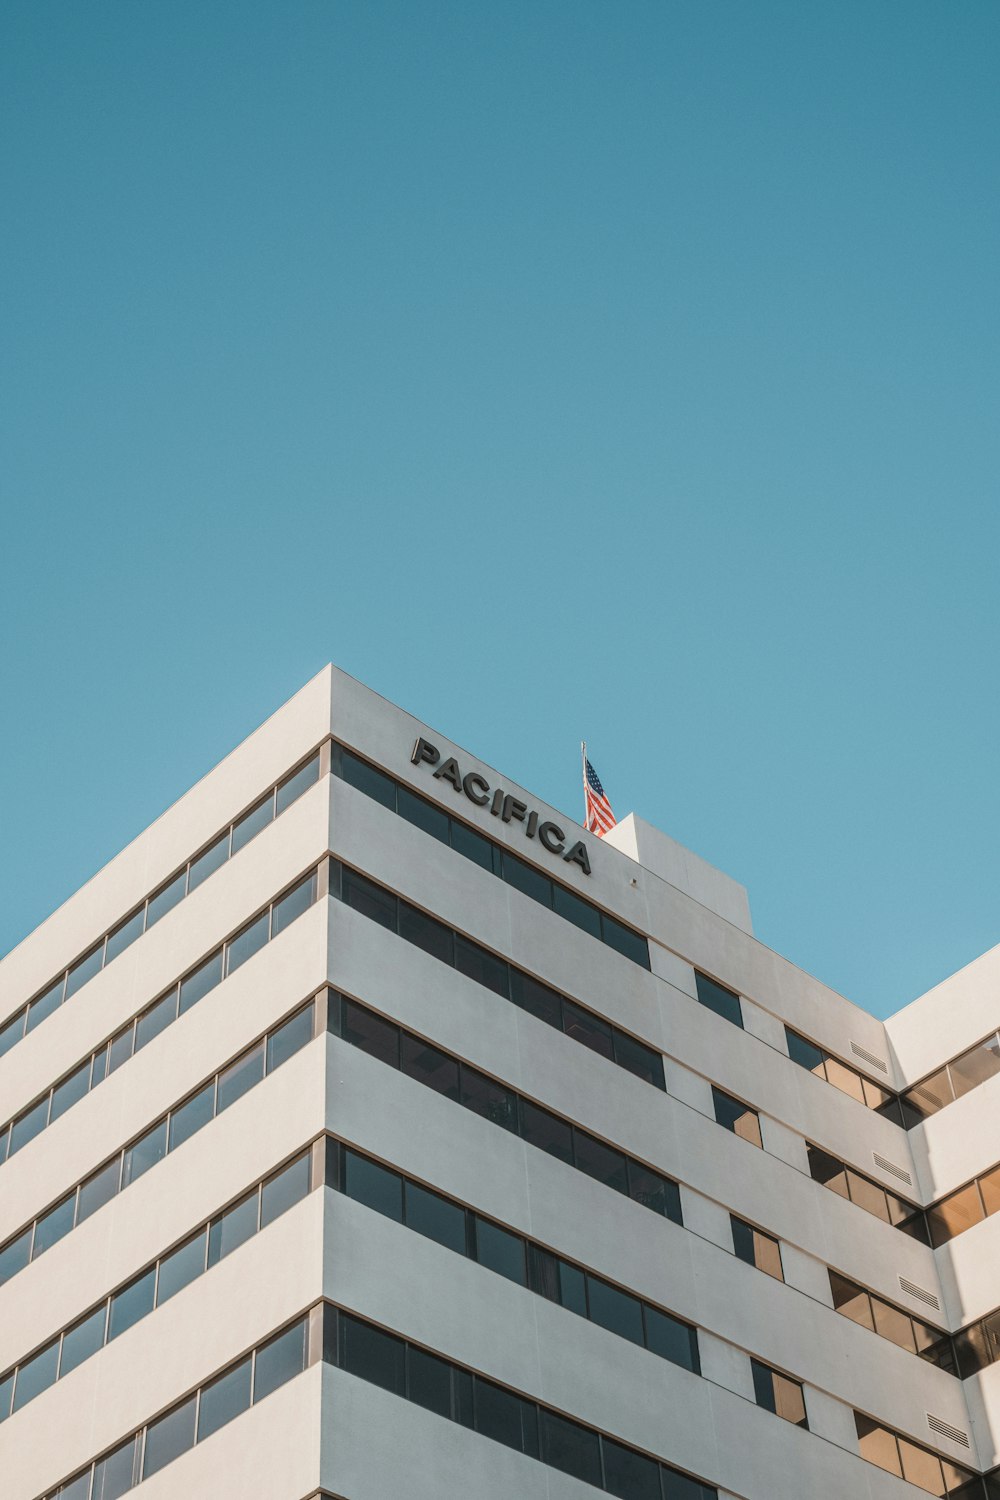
left=855, top=1413, right=978, bottom=1496
left=92, top=1436, right=138, bottom=1499
left=13, top=1340, right=59, bottom=1410
left=142, top=1396, right=196, bottom=1479
left=340, top=1314, right=405, bottom=1396
left=209, top=1192, right=259, bottom=1264
left=271, top=873, right=317, bottom=937
left=253, top=1318, right=308, bottom=1401
left=344, top=1150, right=403, bottom=1222
left=60, top=1307, right=106, bottom=1377
left=217, top=1042, right=266, bottom=1111
left=188, top=832, right=229, bottom=892
left=225, top=913, right=269, bottom=975
left=260, top=1153, right=310, bottom=1228
left=197, top=1358, right=252, bottom=1441
left=404, top=1181, right=467, bottom=1255
left=156, top=1231, right=208, bottom=1305
left=751, top=1359, right=808, bottom=1427
left=146, top=871, right=186, bottom=928
left=179, top=951, right=223, bottom=1014
left=712, top=1087, right=762, bottom=1148
left=695, top=972, right=742, bottom=1027
left=731, top=1216, right=783, bottom=1280
left=108, top=1269, right=156, bottom=1341
left=474, top=1217, right=526, bottom=1285
left=231, top=793, right=274, bottom=854
left=807, top=1144, right=929, bottom=1243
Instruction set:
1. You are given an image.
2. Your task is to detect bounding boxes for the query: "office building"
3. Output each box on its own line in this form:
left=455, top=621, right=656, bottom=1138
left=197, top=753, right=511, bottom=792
left=2, top=663, right=1000, bottom=1499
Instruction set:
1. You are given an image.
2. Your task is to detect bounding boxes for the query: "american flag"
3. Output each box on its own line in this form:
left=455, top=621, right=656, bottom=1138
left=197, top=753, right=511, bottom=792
left=582, top=743, right=617, bottom=837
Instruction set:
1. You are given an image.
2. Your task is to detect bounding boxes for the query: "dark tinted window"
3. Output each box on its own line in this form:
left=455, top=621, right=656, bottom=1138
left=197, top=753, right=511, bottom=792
left=341, top=1314, right=405, bottom=1396
left=509, top=970, right=562, bottom=1028
left=695, top=972, right=742, bottom=1026
left=519, top=1100, right=573, bottom=1163
left=142, top=1395, right=197, bottom=1478
left=178, top=951, right=223, bottom=1015
left=338, top=748, right=396, bottom=809
left=646, top=1307, right=699, bottom=1371
left=613, top=1030, right=665, bottom=1088
left=231, top=794, right=274, bottom=854
left=552, top=883, right=602, bottom=938
left=342, top=867, right=397, bottom=930
left=627, top=1160, right=675, bottom=1217
left=253, top=1318, right=307, bottom=1401
left=168, top=1082, right=215, bottom=1151
left=407, top=1345, right=453, bottom=1417
left=502, top=853, right=553, bottom=905
left=157, top=1230, right=207, bottom=1305
left=225, top=912, right=269, bottom=975
left=198, top=1357, right=252, bottom=1441
left=574, top=1132, right=629, bottom=1194
left=187, top=832, right=229, bottom=892
left=401, top=1035, right=460, bottom=1098
left=602, top=915, right=650, bottom=968
left=345, top=1151, right=403, bottom=1221
left=455, top=935, right=510, bottom=998
left=450, top=819, right=495, bottom=871
left=397, top=786, right=450, bottom=843
left=587, top=1279, right=644, bottom=1345
left=785, top=1028, right=826, bottom=1071
left=405, top=1182, right=467, bottom=1254
left=540, top=1408, right=602, bottom=1485
left=558, top=1260, right=588, bottom=1317
left=603, top=1439, right=662, bottom=1500
left=460, top=1068, right=517, bottom=1130
left=341, top=1000, right=400, bottom=1066
left=399, top=901, right=454, bottom=964
left=108, top=1268, right=156, bottom=1341
left=474, top=1217, right=526, bottom=1285
left=563, top=1001, right=614, bottom=1060
left=476, top=1378, right=536, bottom=1454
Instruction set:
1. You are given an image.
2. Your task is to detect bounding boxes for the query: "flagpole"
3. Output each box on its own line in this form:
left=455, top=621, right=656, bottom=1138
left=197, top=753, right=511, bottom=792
left=581, top=741, right=587, bottom=826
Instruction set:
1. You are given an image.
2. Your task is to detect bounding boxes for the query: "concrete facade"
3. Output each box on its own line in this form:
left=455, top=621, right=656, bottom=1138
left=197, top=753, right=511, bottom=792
left=1, top=663, right=999, bottom=1499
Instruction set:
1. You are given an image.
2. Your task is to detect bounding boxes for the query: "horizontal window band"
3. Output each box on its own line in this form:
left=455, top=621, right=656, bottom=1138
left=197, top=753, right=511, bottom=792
left=0, top=997, right=319, bottom=1294
left=785, top=1025, right=912, bottom=1129
left=1, top=1139, right=324, bottom=1426
left=902, top=1030, right=1000, bottom=1128
left=855, top=1410, right=987, bottom=1498
left=36, top=1301, right=720, bottom=1500
left=1, top=747, right=323, bottom=1065
left=325, top=1303, right=717, bottom=1499
left=329, top=859, right=665, bottom=1091
left=0, top=868, right=322, bottom=1169
left=36, top=1306, right=320, bottom=1500
left=326, top=1137, right=700, bottom=1377
left=328, top=989, right=682, bottom=1225
left=828, top=1269, right=956, bottom=1377
left=806, top=1143, right=929, bottom=1245
left=331, top=741, right=650, bottom=969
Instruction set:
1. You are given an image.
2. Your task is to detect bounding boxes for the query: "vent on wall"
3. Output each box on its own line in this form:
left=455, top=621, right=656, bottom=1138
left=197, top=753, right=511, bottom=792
left=899, top=1276, right=941, bottom=1311
left=873, top=1152, right=913, bottom=1186
left=927, top=1415, right=970, bottom=1449
left=851, top=1041, right=889, bottom=1073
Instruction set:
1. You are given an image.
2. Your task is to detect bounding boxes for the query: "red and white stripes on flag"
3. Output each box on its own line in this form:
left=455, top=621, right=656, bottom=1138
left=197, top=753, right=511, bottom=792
left=582, top=743, right=617, bottom=837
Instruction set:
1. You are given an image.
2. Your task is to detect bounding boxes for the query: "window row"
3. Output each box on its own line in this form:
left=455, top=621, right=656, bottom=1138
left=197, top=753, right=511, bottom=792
left=785, top=1026, right=911, bottom=1128
left=327, top=990, right=682, bottom=1223
left=923, top=1164, right=1000, bottom=1249
left=902, top=1030, right=1000, bottom=1126
left=0, top=1146, right=317, bottom=1425
left=806, top=1144, right=929, bottom=1243
left=712, top=1087, right=763, bottom=1148
left=329, top=1139, right=700, bottom=1375
left=0, top=1000, right=316, bottom=1291
left=855, top=1413, right=988, bottom=1499
left=330, top=859, right=664, bottom=1089
left=326, top=1305, right=716, bottom=1500
left=41, top=1312, right=313, bottom=1500
left=331, top=743, right=650, bottom=968
left=2, top=751, right=321, bottom=1063
left=0, top=871, right=320, bottom=1167
left=829, top=1270, right=955, bottom=1373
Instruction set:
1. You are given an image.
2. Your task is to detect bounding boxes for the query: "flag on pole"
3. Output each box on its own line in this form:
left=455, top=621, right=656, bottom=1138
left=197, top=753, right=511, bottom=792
left=582, top=743, right=617, bottom=837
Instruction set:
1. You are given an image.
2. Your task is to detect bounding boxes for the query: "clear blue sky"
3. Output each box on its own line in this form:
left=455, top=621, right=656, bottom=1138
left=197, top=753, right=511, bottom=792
left=2, top=2, right=998, bottom=1020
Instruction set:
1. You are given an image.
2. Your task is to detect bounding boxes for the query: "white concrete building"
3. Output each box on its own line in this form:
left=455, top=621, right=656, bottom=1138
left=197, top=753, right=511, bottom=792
left=2, top=662, right=1000, bottom=1500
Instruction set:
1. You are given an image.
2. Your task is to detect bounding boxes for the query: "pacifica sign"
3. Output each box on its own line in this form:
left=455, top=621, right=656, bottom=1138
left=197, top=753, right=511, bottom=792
left=411, top=738, right=592, bottom=876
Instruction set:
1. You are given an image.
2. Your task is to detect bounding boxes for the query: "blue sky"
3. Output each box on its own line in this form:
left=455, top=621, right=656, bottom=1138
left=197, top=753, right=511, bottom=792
left=2, top=2, right=998, bottom=1019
